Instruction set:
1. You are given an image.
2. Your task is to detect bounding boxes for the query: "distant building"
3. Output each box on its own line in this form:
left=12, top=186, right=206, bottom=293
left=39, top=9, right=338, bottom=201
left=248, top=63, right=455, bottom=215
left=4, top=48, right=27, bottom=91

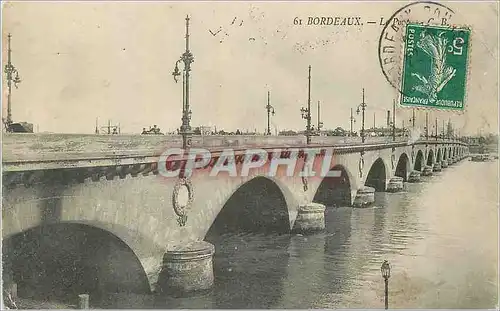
left=141, top=125, right=163, bottom=135
left=8, top=122, right=34, bottom=133
left=199, top=126, right=213, bottom=135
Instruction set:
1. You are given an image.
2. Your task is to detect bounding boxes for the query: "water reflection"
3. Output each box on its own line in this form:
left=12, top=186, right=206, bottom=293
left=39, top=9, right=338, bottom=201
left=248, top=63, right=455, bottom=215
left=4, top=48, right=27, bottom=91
left=209, top=233, right=290, bottom=309
left=279, top=232, right=326, bottom=308
left=323, top=207, right=353, bottom=297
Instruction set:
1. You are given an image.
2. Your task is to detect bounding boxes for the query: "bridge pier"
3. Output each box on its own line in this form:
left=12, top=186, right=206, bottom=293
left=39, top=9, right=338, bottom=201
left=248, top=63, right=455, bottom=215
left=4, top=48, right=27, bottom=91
left=408, top=170, right=421, bottom=183
left=422, top=166, right=433, bottom=176
left=441, top=160, right=448, bottom=168
left=433, top=162, right=442, bottom=172
left=292, top=203, right=326, bottom=233
left=448, top=158, right=453, bottom=166
left=158, top=241, right=215, bottom=296
left=78, top=294, right=90, bottom=309
left=353, top=186, right=375, bottom=207
left=386, top=177, right=404, bottom=192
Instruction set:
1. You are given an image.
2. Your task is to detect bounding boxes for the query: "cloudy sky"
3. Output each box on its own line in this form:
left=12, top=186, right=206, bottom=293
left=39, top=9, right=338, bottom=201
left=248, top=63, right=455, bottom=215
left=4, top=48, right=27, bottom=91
left=2, top=1, right=498, bottom=135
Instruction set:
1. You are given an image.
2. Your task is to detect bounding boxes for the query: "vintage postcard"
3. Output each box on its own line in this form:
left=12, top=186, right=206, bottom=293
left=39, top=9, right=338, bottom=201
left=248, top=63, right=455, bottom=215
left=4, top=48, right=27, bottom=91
left=1, top=1, right=498, bottom=309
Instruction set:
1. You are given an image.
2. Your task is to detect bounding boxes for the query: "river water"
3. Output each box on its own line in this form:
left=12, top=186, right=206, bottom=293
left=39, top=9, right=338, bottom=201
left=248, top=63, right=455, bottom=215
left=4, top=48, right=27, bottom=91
left=96, top=159, right=498, bottom=309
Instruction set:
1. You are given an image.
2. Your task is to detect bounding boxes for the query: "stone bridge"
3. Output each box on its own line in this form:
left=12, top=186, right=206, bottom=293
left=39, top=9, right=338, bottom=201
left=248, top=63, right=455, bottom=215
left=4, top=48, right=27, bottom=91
left=1, top=134, right=469, bottom=299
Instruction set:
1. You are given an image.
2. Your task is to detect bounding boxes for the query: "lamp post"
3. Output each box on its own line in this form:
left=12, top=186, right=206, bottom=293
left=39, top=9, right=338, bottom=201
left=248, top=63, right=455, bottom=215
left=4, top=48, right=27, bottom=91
left=381, top=260, right=391, bottom=310
left=409, top=109, right=416, bottom=129
left=435, top=118, right=438, bottom=141
left=442, top=119, right=445, bottom=140
left=355, top=88, right=367, bottom=143
left=300, top=65, right=312, bottom=145
left=3, top=33, right=22, bottom=132
left=349, top=108, right=356, bottom=137
left=392, top=99, right=396, bottom=141
left=172, top=15, right=195, bottom=150
left=265, top=90, right=275, bottom=135
left=425, top=112, right=429, bottom=140
left=317, top=100, right=323, bottom=134
left=446, top=118, right=454, bottom=139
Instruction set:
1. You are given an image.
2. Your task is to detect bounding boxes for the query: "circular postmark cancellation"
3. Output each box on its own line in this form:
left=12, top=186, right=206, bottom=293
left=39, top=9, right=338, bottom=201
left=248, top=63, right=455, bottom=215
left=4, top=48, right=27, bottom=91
left=378, top=1, right=472, bottom=112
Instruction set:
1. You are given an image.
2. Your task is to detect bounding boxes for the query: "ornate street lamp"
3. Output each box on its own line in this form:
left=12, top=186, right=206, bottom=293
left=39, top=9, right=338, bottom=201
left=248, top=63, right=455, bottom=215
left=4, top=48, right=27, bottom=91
left=300, top=106, right=311, bottom=143
left=317, top=100, right=323, bottom=134
left=355, top=88, right=367, bottom=143
left=409, top=109, right=416, bottom=128
left=349, top=108, right=356, bottom=137
left=442, top=119, right=445, bottom=140
left=3, top=33, right=22, bottom=132
left=300, top=65, right=312, bottom=145
left=172, top=15, right=195, bottom=150
left=425, top=112, right=429, bottom=140
left=266, top=90, right=275, bottom=135
left=381, top=260, right=391, bottom=310
left=435, top=118, right=438, bottom=141
left=391, top=99, right=396, bottom=141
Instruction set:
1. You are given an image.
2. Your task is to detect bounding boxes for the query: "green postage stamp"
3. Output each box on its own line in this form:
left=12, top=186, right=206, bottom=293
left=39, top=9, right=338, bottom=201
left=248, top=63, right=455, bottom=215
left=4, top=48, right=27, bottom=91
left=400, top=24, right=471, bottom=111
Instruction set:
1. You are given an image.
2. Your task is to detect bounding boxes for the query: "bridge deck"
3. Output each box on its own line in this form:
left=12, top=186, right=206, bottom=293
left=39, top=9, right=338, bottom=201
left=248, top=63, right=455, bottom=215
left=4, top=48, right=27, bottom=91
left=2, top=134, right=391, bottom=161
left=1, top=133, right=465, bottom=172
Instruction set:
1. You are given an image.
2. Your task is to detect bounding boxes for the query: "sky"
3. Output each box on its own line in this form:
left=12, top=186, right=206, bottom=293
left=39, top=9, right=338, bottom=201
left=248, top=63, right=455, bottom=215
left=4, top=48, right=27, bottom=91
left=1, top=1, right=498, bottom=135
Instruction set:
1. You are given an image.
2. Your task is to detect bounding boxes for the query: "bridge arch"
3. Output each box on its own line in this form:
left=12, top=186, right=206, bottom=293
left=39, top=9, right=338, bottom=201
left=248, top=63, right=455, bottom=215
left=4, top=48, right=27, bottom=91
left=364, top=158, right=387, bottom=191
left=2, top=222, right=151, bottom=300
left=2, top=190, right=168, bottom=295
left=394, top=153, right=410, bottom=181
left=448, top=147, right=452, bottom=159
left=414, top=150, right=424, bottom=171
left=427, top=149, right=434, bottom=166
left=203, top=176, right=292, bottom=308
left=313, top=164, right=352, bottom=207
left=436, top=148, right=442, bottom=162
left=204, top=176, right=291, bottom=236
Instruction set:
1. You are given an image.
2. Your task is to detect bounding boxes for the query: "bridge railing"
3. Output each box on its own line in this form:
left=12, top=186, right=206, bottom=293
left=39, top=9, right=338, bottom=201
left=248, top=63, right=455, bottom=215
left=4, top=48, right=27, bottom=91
left=2, top=133, right=467, bottom=167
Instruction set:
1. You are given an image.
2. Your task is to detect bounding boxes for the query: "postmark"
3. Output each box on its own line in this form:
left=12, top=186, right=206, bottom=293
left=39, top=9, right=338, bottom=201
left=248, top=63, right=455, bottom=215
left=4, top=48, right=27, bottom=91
left=378, top=1, right=457, bottom=95
left=400, top=24, right=471, bottom=110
